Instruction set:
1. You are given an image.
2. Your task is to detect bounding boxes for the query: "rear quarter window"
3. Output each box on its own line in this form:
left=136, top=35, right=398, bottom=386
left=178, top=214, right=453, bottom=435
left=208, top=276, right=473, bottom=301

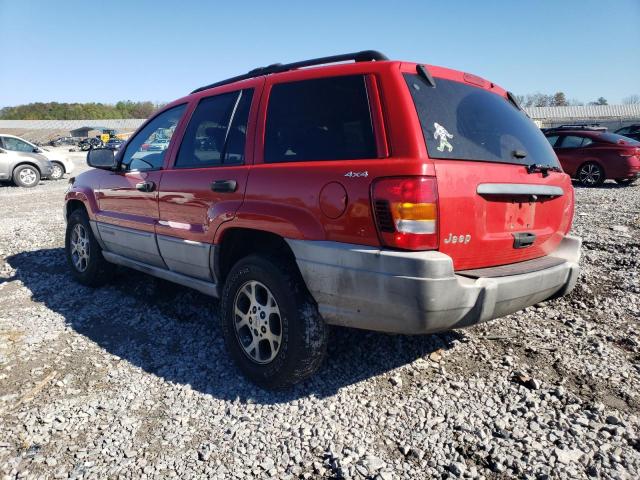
left=560, top=136, right=592, bottom=148
left=404, top=74, right=560, bottom=167
left=264, top=75, right=376, bottom=163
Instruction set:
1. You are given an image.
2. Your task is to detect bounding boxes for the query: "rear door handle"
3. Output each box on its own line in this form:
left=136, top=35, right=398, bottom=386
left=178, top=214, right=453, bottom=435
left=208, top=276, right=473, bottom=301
left=211, top=179, right=238, bottom=193
left=135, top=181, right=155, bottom=192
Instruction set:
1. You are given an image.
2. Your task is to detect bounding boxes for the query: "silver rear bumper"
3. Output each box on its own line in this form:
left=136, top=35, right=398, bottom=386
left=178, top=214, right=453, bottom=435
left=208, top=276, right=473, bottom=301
left=287, top=236, right=581, bottom=334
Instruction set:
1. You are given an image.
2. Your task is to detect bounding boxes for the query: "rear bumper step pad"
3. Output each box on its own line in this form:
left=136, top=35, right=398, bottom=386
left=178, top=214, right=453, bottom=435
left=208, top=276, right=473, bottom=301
left=457, top=256, right=566, bottom=279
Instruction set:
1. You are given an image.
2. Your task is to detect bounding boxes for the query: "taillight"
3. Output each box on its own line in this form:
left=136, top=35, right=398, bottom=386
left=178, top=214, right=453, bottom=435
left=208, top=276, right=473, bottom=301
left=619, top=148, right=640, bottom=158
left=372, top=176, right=439, bottom=250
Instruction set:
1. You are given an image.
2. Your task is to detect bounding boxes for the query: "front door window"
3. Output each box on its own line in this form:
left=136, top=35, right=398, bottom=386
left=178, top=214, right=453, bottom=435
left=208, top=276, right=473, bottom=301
left=120, top=104, right=186, bottom=171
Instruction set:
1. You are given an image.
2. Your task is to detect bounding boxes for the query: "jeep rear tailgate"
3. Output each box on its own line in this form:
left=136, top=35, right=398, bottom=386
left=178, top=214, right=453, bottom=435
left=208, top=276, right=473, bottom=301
left=404, top=71, right=574, bottom=271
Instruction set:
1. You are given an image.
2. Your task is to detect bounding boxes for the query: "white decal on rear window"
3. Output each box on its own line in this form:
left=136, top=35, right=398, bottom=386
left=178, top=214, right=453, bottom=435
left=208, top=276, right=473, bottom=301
left=433, top=122, right=454, bottom=152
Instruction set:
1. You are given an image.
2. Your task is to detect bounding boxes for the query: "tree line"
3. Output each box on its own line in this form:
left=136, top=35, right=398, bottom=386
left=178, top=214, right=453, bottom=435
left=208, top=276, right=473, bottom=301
left=0, top=101, right=162, bottom=120
left=1, top=93, right=638, bottom=120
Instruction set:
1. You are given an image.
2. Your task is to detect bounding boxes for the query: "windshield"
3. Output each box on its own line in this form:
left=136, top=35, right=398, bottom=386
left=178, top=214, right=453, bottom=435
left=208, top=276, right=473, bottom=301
left=404, top=74, right=560, bottom=167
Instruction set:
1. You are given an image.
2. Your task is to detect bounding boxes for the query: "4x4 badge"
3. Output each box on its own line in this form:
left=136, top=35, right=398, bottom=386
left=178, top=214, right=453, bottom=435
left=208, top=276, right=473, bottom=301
left=344, top=171, right=368, bottom=178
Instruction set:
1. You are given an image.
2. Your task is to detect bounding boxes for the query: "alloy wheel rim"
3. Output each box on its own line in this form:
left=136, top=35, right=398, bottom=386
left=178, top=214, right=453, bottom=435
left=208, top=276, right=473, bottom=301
left=579, top=164, right=601, bottom=185
left=233, top=280, right=283, bottom=364
left=52, top=165, right=63, bottom=179
left=70, top=224, right=90, bottom=272
left=19, top=168, right=37, bottom=185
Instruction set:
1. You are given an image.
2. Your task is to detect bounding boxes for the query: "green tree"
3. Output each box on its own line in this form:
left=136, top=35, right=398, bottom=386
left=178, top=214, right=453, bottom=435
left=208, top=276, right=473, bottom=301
left=589, top=97, right=608, bottom=106
left=0, top=101, right=162, bottom=120
left=552, top=92, right=567, bottom=106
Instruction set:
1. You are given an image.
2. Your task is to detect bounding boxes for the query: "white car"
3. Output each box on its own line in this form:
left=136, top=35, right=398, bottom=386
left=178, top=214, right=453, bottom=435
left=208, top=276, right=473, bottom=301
left=148, top=138, right=170, bottom=151
left=0, top=134, right=74, bottom=180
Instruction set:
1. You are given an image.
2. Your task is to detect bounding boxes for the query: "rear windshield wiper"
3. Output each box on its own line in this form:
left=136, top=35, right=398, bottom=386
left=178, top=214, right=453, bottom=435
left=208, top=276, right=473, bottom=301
left=526, top=163, right=562, bottom=177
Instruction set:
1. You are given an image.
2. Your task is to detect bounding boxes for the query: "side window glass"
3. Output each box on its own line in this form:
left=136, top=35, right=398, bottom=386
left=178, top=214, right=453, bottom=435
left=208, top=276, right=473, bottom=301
left=121, top=104, right=186, bottom=171
left=545, top=135, right=559, bottom=147
left=617, top=127, right=630, bottom=135
left=175, top=89, right=253, bottom=168
left=581, top=137, right=593, bottom=147
left=3, top=137, right=34, bottom=152
left=264, top=75, right=376, bottom=163
left=560, top=136, right=585, bottom=148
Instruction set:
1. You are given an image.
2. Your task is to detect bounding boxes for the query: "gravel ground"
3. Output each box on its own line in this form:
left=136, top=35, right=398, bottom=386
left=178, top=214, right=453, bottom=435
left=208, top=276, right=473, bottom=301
left=0, top=152, right=639, bottom=479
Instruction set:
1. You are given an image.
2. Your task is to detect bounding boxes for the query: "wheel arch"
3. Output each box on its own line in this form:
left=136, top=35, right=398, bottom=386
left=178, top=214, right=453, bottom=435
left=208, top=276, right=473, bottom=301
left=65, top=199, right=88, bottom=221
left=51, top=160, right=66, bottom=172
left=65, top=188, right=99, bottom=220
left=216, top=227, right=300, bottom=286
left=13, top=161, right=43, bottom=175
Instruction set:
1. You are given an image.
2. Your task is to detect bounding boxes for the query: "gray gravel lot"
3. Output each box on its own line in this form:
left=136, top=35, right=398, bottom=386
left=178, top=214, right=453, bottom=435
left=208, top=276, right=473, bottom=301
left=0, top=152, right=639, bottom=479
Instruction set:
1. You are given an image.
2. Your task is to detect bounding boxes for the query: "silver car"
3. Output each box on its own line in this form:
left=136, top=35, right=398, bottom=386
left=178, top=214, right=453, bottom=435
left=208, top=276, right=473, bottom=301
left=0, top=137, right=53, bottom=188
left=0, top=134, right=74, bottom=180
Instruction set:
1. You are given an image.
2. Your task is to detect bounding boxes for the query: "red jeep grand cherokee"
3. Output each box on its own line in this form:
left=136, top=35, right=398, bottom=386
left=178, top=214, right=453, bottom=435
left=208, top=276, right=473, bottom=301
left=64, top=51, right=581, bottom=388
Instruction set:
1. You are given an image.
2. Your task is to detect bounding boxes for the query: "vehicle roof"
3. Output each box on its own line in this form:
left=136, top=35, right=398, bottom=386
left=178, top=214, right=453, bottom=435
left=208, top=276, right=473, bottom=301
left=546, top=130, right=640, bottom=145
left=0, top=133, right=36, bottom=144
left=545, top=130, right=603, bottom=137
left=160, top=54, right=508, bottom=110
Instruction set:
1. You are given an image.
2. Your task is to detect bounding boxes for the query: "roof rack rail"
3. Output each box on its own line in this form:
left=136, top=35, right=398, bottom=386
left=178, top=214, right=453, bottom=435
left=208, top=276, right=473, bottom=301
left=191, top=50, right=389, bottom=94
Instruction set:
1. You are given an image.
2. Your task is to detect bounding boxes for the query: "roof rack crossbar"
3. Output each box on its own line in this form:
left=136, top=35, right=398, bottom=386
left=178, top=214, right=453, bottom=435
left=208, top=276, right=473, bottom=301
left=191, top=50, right=388, bottom=94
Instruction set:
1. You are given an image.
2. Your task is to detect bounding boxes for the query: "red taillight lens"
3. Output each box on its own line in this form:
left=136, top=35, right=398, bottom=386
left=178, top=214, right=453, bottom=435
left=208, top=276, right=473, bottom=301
left=619, top=148, right=640, bottom=158
left=372, top=176, right=439, bottom=250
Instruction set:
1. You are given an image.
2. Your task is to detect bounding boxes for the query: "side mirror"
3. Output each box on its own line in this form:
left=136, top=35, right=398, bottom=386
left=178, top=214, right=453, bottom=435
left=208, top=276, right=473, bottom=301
left=0, top=148, right=6, bottom=154
left=87, top=148, right=117, bottom=170
left=34, top=147, right=43, bottom=153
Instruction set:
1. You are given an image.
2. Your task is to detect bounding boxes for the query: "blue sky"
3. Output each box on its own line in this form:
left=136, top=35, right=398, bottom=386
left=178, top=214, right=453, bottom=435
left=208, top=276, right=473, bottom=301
left=0, top=0, right=638, bottom=107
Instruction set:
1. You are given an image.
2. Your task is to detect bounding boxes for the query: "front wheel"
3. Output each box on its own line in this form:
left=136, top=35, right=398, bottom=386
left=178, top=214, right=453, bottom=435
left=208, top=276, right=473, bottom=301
left=65, top=209, right=114, bottom=286
left=577, top=162, right=605, bottom=187
left=50, top=162, right=65, bottom=180
left=220, top=255, right=328, bottom=389
left=12, top=165, right=40, bottom=188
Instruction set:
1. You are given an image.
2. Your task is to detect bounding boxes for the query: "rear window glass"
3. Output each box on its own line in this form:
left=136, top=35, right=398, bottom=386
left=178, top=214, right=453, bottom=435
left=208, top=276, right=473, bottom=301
left=404, top=74, right=560, bottom=167
left=176, top=89, right=253, bottom=168
left=597, top=132, right=640, bottom=145
left=264, top=75, right=376, bottom=163
left=561, top=135, right=590, bottom=148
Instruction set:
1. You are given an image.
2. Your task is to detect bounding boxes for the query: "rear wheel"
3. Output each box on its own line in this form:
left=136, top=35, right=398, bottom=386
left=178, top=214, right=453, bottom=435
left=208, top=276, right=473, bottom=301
left=65, top=209, right=114, bottom=286
left=220, top=255, right=328, bottom=389
left=577, top=162, right=604, bottom=187
left=13, top=165, right=41, bottom=188
left=50, top=162, right=65, bottom=180
left=615, top=178, right=637, bottom=186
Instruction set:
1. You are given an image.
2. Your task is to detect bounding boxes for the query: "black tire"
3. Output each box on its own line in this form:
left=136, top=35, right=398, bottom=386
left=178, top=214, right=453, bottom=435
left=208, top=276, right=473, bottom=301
left=220, top=254, right=328, bottom=389
left=50, top=162, right=65, bottom=180
left=12, top=164, right=41, bottom=188
left=615, top=178, right=637, bottom=186
left=577, top=162, right=605, bottom=187
left=65, top=209, right=114, bottom=287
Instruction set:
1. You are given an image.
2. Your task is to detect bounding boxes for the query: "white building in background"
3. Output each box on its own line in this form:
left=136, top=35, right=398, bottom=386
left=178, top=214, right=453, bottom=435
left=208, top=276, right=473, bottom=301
left=524, top=104, right=640, bottom=130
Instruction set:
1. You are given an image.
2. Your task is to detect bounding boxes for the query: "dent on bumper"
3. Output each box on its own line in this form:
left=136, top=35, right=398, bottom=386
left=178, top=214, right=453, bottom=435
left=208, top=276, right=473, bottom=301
left=287, top=236, right=581, bottom=335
